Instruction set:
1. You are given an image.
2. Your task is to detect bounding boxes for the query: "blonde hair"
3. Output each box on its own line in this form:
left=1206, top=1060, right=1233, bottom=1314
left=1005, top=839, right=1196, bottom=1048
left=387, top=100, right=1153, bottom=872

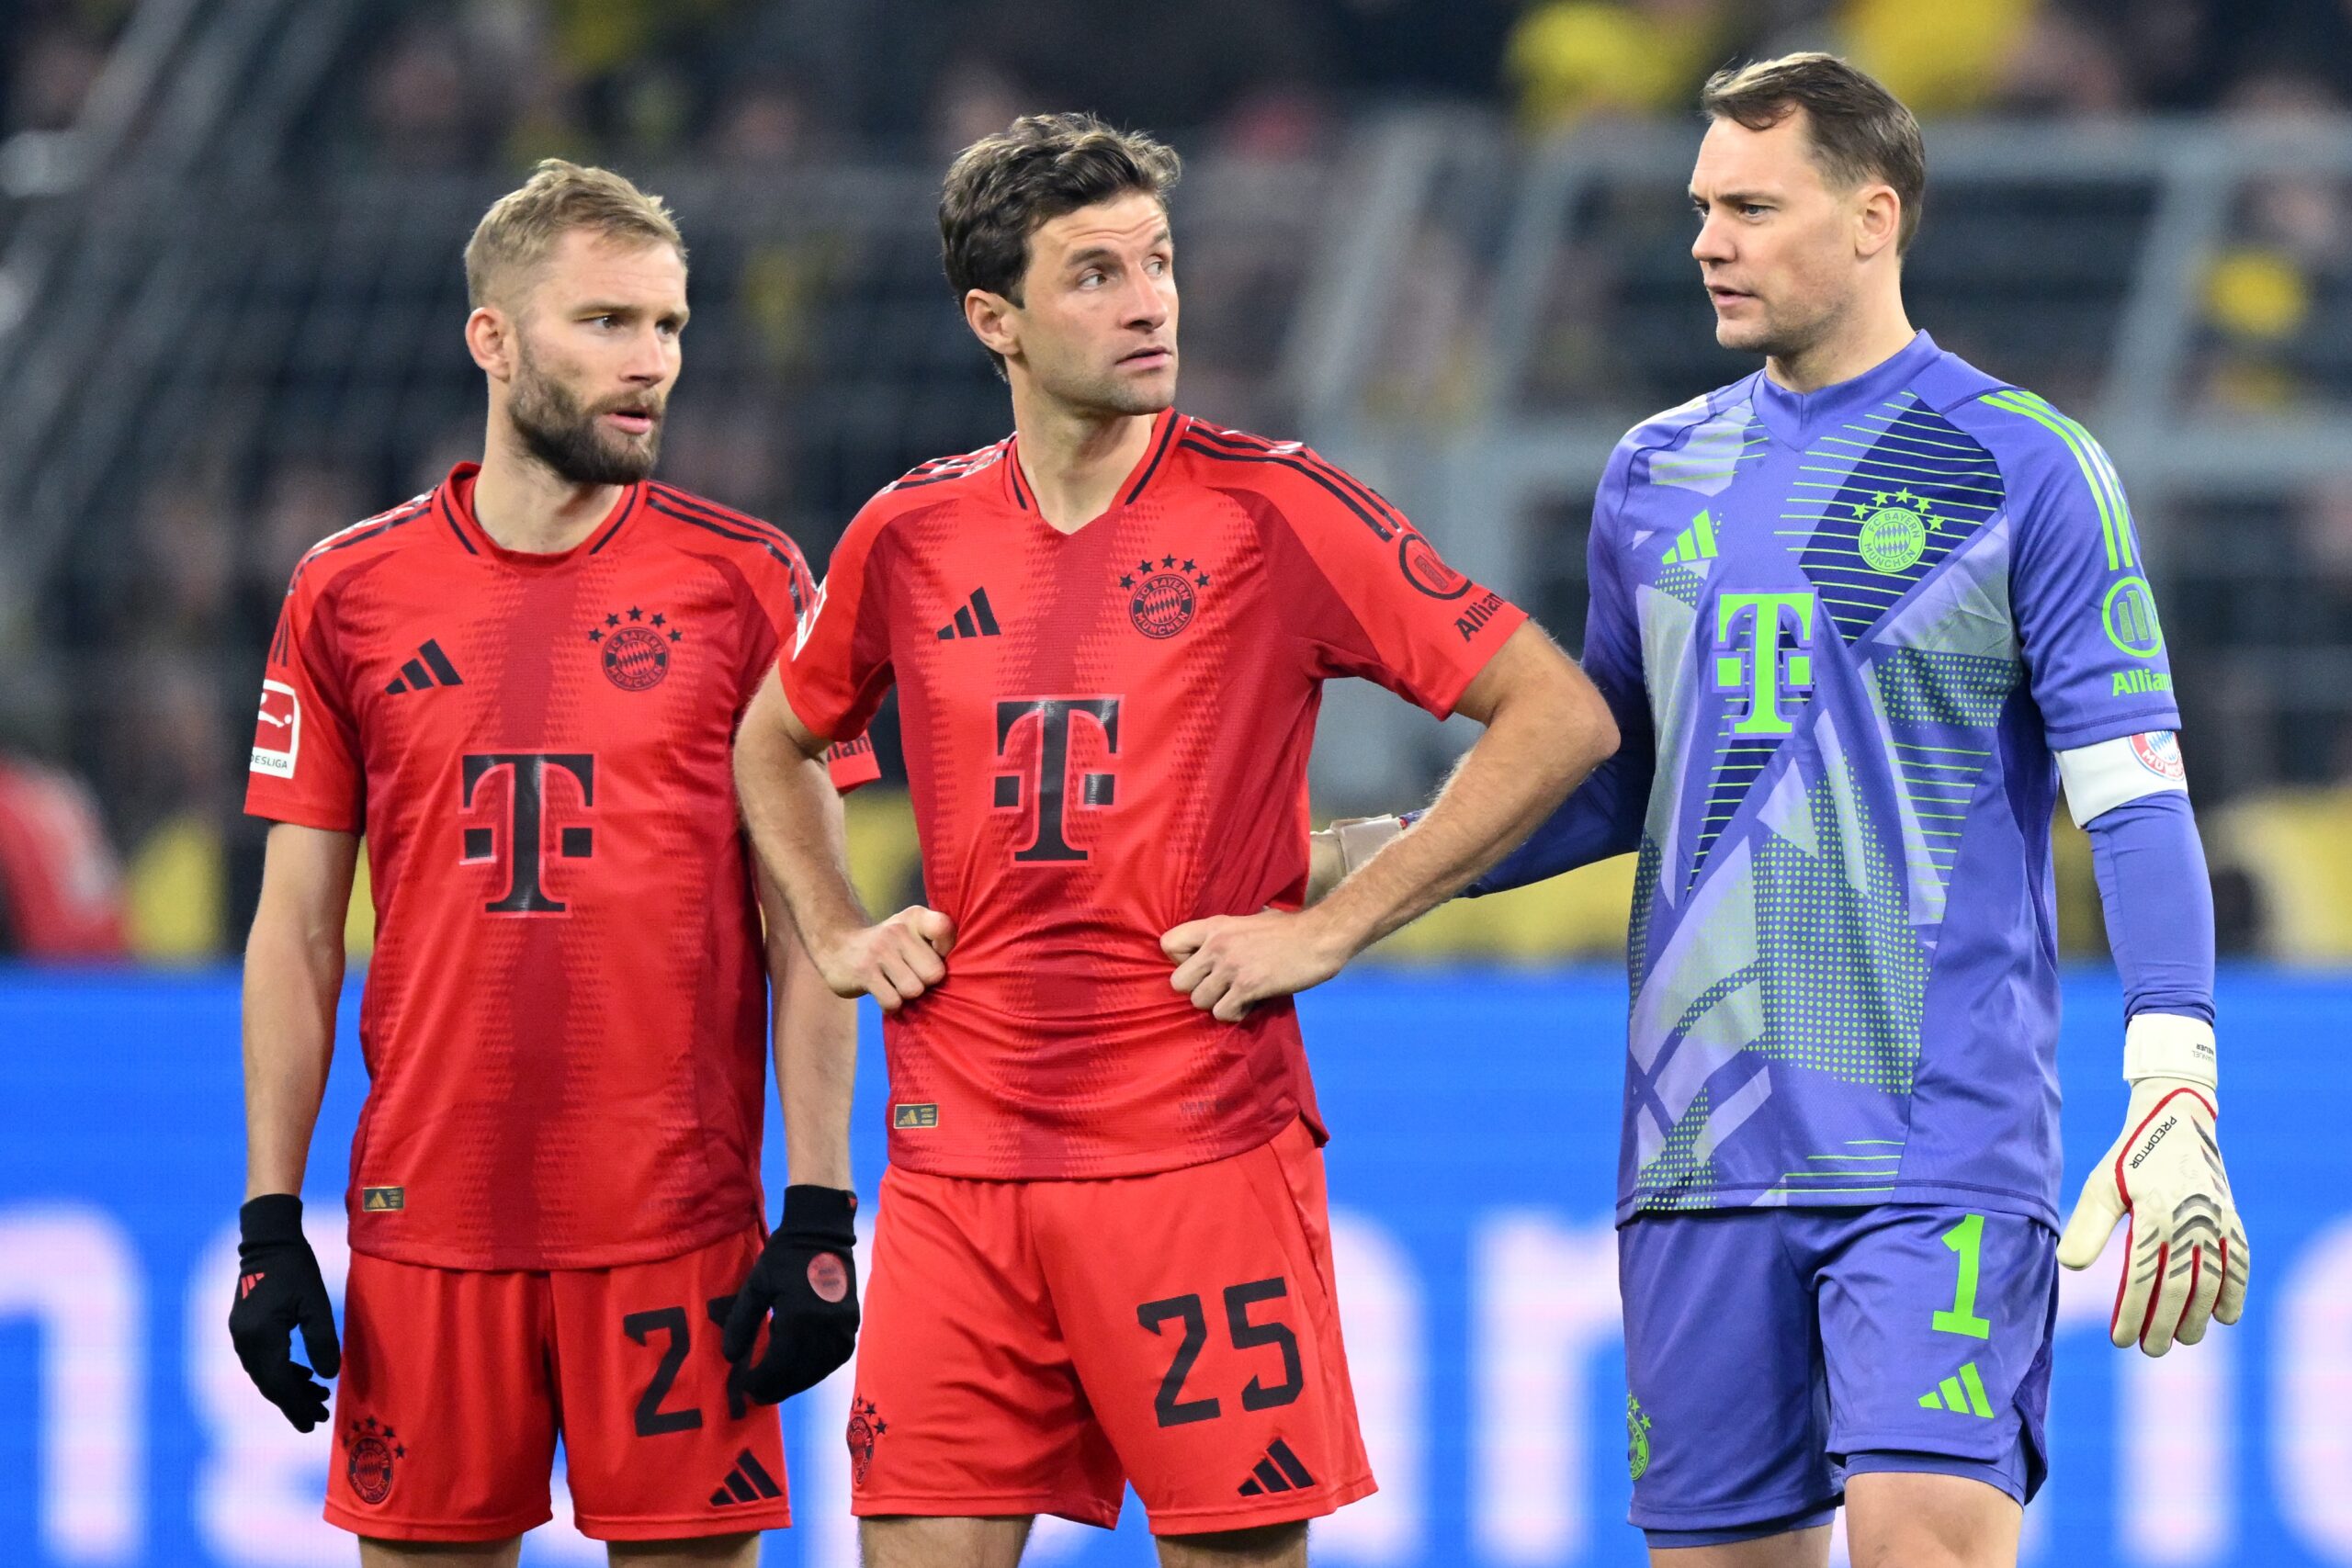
left=463, top=158, right=686, bottom=310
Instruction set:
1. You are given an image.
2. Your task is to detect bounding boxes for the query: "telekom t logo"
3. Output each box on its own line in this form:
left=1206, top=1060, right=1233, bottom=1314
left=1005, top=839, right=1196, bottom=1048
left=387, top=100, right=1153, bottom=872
left=460, top=752, right=595, bottom=912
left=994, top=698, right=1120, bottom=863
left=1713, top=592, right=1816, bottom=737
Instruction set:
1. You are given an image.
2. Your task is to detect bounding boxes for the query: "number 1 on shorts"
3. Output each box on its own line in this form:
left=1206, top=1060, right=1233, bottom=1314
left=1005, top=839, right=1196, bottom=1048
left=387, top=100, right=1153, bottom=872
left=1933, top=1213, right=1993, bottom=1340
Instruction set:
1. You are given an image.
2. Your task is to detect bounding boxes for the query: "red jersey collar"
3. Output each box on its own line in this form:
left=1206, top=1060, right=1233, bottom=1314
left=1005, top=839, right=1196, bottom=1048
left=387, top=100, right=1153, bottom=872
left=435, top=462, right=645, bottom=565
left=1001, top=407, right=1185, bottom=514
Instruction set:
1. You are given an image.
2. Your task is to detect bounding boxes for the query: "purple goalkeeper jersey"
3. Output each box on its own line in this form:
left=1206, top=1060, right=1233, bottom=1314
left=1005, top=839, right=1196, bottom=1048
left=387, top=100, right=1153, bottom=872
left=1483, top=332, right=2182, bottom=1225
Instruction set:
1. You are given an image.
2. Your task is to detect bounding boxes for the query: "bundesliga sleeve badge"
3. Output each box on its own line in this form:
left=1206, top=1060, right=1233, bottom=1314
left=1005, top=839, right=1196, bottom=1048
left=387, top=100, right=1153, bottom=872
left=251, top=679, right=301, bottom=777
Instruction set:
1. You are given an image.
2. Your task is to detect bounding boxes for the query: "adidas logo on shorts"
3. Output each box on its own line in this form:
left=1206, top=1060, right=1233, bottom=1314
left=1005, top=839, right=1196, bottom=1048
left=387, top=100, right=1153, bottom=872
left=707, top=1448, right=785, bottom=1507
left=1236, top=1437, right=1317, bottom=1497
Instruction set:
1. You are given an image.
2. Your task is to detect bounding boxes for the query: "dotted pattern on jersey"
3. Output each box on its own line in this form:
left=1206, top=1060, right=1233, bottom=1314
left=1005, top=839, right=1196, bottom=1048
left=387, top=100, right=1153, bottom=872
left=1630, top=965, right=1761, bottom=1205
left=1780, top=399, right=2006, bottom=646
left=1873, top=648, right=2018, bottom=728
left=1627, top=835, right=1664, bottom=994
left=1753, top=765, right=1926, bottom=1092
left=1633, top=1085, right=1719, bottom=1207
left=1654, top=560, right=1708, bottom=609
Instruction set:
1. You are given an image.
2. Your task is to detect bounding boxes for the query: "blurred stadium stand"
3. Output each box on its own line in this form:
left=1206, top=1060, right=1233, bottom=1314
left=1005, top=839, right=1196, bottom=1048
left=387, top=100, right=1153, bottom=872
left=0, top=0, right=2347, bottom=963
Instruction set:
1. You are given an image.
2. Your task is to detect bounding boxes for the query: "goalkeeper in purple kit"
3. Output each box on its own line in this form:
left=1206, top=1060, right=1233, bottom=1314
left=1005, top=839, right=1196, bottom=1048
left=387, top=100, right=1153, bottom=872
left=1314, top=53, right=2247, bottom=1568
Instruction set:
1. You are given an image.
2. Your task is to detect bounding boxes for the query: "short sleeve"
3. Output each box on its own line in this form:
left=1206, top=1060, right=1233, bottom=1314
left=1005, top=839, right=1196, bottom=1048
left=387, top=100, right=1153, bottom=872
left=1996, top=398, right=2182, bottom=750
left=1266, top=452, right=1527, bottom=717
left=742, top=534, right=881, bottom=793
left=777, top=500, right=899, bottom=747
left=244, top=570, right=364, bottom=831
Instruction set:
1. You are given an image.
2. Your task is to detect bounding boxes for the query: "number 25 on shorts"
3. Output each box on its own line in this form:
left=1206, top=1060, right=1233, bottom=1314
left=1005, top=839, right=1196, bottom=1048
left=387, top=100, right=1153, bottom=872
left=1137, top=1278, right=1304, bottom=1427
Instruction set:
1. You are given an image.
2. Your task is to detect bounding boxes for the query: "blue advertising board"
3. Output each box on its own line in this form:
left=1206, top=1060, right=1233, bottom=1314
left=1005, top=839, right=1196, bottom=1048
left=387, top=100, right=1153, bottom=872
left=0, top=966, right=2343, bottom=1567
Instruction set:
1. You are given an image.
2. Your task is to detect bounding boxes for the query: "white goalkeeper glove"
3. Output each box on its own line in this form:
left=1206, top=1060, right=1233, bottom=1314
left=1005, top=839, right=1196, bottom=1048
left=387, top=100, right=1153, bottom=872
left=1305, top=814, right=1406, bottom=906
left=2056, top=1015, right=2248, bottom=1357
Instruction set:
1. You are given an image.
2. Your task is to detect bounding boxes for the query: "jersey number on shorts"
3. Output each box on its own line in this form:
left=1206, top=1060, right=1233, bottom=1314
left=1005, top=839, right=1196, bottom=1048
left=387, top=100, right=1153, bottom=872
left=1136, top=1277, right=1304, bottom=1427
left=622, top=1296, right=750, bottom=1438
left=1932, top=1214, right=1994, bottom=1340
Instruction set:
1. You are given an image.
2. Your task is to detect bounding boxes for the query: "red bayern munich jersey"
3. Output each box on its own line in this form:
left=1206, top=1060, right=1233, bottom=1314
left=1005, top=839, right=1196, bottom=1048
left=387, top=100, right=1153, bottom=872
left=781, top=410, right=1526, bottom=1179
left=247, top=464, right=877, bottom=1271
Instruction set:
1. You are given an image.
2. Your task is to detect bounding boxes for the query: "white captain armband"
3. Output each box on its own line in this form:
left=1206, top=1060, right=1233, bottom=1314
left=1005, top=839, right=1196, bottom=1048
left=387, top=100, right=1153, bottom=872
left=2055, top=730, right=2188, bottom=828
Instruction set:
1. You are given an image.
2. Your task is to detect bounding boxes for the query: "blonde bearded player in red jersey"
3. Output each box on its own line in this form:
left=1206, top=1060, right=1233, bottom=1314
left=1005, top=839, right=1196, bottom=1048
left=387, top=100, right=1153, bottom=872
left=732, top=115, right=1620, bottom=1568
left=232, top=161, right=876, bottom=1566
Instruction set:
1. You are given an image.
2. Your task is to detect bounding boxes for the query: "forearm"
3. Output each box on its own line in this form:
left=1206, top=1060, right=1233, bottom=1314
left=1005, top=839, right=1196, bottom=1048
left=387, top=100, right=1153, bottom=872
left=2086, top=791, right=2216, bottom=1031
left=240, top=910, right=344, bottom=1199
left=735, top=695, right=871, bottom=952
left=769, top=896, right=856, bottom=1190
left=1318, top=682, right=1615, bottom=952
left=1464, top=742, right=1652, bottom=895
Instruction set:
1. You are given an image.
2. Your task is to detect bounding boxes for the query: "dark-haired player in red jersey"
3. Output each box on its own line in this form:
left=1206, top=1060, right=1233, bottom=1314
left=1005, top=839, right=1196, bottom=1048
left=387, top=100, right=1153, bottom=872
left=732, top=115, right=1620, bottom=1568
left=232, top=160, right=876, bottom=1567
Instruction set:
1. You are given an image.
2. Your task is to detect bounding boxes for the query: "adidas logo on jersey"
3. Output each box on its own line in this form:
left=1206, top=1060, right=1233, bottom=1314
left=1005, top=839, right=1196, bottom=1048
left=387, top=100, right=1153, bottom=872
left=935, top=587, right=1002, bottom=641
left=1235, top=1438, right=1317, bottom=1497
left=384, top=639, right=464, bottom=694
left=707, top=1447, right=786, bottom=1507
left=1661, top=510, right=1721, bottom=566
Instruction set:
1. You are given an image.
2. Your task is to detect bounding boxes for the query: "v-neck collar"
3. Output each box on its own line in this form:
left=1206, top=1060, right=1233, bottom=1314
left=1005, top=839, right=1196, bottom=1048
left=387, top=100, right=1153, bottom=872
left=1749, top=331, right=1941, bottom=447
left=1003, top=408, right=1183, bottom=532
left=436, top=462, right=643, bottom=567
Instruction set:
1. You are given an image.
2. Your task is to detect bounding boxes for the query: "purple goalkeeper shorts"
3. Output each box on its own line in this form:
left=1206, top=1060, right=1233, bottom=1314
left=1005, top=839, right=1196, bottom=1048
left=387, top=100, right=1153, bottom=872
left=1618, top=1204, right=2058, bottom=1547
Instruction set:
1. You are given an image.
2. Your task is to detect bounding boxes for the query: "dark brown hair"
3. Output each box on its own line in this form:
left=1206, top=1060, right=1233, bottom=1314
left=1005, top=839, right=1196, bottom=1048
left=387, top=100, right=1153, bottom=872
left=1700, top=53, right=1926, bottom=254
left=939, top=112, right=1182, bottom=372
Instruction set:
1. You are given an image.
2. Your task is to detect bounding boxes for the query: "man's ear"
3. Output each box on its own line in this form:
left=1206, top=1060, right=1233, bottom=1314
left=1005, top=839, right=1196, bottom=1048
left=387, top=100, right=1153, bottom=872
left=1855, top=183, right=1902, bottom=262
left=465, top=305, right=514, bottom=380
left=964, top=288, right=1020, bottom=363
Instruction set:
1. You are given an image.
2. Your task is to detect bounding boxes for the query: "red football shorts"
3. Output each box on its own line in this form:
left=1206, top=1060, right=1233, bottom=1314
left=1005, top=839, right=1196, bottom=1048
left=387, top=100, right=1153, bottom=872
left=849, top=1118, right=1374, bottom=1536
left=325, top=1227, right=789, bottom=1542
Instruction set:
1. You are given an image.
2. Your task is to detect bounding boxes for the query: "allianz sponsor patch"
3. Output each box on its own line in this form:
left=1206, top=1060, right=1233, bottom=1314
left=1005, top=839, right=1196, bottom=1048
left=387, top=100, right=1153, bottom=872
left=360, top=1186, right=404, bottom=1212
left=892, top=1103, right=938, bottom=1131
left=250, top=679, right=300, bottom=778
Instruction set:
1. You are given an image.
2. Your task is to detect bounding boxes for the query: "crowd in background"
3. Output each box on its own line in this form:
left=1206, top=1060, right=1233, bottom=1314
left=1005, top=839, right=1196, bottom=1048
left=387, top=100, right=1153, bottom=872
left=2, top=0, right=2349, bottom=961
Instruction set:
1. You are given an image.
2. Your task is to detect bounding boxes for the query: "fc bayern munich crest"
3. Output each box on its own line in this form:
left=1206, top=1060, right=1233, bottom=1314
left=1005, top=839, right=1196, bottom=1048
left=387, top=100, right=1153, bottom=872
left=585, top=605, right=684, bottom=691
left=343, top=1416, right=405, bottom=1506
left=1119, top=554, right=1210, bottom=639
left=847, top=1396, right=888, bottom=1485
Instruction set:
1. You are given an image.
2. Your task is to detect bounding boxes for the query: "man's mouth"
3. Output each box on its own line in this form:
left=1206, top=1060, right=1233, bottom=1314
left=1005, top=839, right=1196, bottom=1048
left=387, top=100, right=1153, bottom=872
left=1118, top=345, right=1172, bottom=369
left=602, top=406, right=658, bottom=434
left=1707, top=284, right=1754, bottom=309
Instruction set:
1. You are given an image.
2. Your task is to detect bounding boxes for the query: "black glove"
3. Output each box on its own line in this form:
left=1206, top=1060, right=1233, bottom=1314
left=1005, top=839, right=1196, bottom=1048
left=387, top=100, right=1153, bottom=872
left=721, top=1185, right=859, bottom=1404
left=227, top=1194, right=340, bottom=1431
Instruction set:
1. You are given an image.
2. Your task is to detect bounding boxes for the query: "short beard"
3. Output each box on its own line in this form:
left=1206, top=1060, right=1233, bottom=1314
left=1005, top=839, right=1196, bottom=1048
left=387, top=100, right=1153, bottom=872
left=508, top=351, right=662, bottom=486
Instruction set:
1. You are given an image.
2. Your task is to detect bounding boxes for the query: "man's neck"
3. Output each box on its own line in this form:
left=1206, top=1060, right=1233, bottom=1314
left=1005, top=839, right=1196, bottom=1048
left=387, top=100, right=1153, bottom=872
left=1763, top=288, right=1917, bottom=396
left=1009, top=380, right=1160, bottom=535
left=470, top=419, right=627, bottom=554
